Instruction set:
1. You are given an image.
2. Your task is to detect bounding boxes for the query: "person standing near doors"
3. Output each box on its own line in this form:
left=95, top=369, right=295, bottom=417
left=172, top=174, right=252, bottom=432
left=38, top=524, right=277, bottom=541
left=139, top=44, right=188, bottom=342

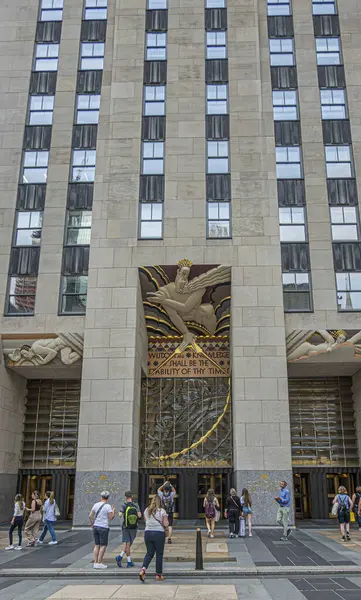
left=224, top=488, right=241, bottom=538
left=24, top=491, right=42, bottom=547
left=275, top=480, right=292, bottom=541
left=333, top=486, right=353, bottom=542
left=204, top=488, right=220, bottom=538
left=158, top=481, right=176, bottom=544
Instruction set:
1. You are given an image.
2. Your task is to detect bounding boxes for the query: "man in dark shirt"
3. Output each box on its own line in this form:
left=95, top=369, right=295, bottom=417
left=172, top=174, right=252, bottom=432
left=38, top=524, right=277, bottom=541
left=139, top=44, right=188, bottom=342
left=115, top=491, right=141, bottom=568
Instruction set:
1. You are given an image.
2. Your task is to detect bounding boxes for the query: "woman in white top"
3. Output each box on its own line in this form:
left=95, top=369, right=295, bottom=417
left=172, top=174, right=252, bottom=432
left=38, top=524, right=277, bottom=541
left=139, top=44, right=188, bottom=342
left=37, top=491, right=58, bottom=545
left=5, top=494, right=25, bottom=550
left=139, top=494, right=168, bottom=582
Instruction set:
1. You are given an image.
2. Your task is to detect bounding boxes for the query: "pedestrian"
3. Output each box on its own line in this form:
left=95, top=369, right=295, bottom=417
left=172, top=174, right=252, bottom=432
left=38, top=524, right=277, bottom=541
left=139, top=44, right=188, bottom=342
left=89, top=490, right=115, bottom=569
left=158, top=480, right=176, bottom=544
left=139, top=493, right=168, bottom=583
left=24, top=491, right=42, bottom=547
left=241, top=488, right=253, bottom=538
left=333, top=486, right=354, bottom=542
left=203, top=488, right=220, bottom=538
left=351, top=485, right=361, bottom=530
left=224, top=488, right=241, bottom=538
left=115, top=491, right=142, bottom=568
left=37, top=491, right=59, bottom=545
left=5, top=494, right=25, bottom=550
left=275, top=480, right=292, bottom=541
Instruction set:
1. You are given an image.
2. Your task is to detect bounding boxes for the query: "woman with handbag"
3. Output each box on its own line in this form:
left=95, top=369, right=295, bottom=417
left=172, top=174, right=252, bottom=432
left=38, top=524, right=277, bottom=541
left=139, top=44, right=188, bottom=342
left=332, top=486, right=354, bottom=542
left=224, top=488, right=242, bottom=538
left=139, top=494, right=168, bottom=582
left=203, top=488, right=220, bottom=539
left=37, top=491, right=59, bottom=545
left=241, top=488, right=253, bottom=537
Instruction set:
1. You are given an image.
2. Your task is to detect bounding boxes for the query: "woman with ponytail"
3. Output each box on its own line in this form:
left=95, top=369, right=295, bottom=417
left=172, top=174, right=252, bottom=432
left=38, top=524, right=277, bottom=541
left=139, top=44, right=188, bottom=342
left=37, top=491, right=58, bottom=545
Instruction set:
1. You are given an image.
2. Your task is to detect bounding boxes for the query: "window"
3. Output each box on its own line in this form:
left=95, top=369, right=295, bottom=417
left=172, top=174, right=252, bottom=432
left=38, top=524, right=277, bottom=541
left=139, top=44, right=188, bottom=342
left=283, top=273, right=312, bottom=311
left=325, top=146, right=352, bottom=178
left=276, top=146, right=302, bottom=179
left=71, top=150, right=96, bottom=182
left=146, top=33, right=167, bottom=61
left=320, top=89, right=347, bottom=120
left=66, top=211, right=92, bottom=245
left=316, top=38, right=341, bottom=65
left=148, top=0, right=167, bottom=7
left=84, top=0, right=107, bottom=20
left=7, top=276, right=37, bottom=315
left=206, top=31, right=227, bottom=60
left=34, top=44, right=59, bottom=71
left=60, top=275, right=88, bottom=314
left=207, top=84, right=228, bottom=115
left=76, top=95, right=100, bottom=124
left=206, top=0, right=225, bottom=6
left=139, top=203, right=163, bottom=239
left=80, top=43, right=105, bottom=70
left=207, top=202, right=231, bottom=238
left=28, top=95, right=54, bottom=125
left=269, top=39, right=294, bottom=66
left=312, top=0, right=337, bottom=15
left=144, top=86, right=166, bottom=116
left=336, top=272, right=361, bottom=311
left=273, top=90, right=298, bottom=121
left=267, top=0, right=291, bottom=15
left=207, top=141, right=229, bottom=173
left=40, top=0, right=63, bottom=21
left=142, top=142, right=164, bottom=174
left=22, top=151, right=49, bottom=184
left=15, top=211, right=43, bottom=246
left=330, top=206, right=358, bottom=241
left=279, top=207, right=306, bottom=241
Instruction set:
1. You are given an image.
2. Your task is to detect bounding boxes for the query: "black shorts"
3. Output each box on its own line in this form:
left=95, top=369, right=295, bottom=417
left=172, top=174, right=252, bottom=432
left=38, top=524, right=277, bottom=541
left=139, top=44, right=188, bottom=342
left=167, top=512, right=174, bottom=526
left=93, top=526, right=109, bottom=547
left=338, top=510, right=350, bottom=524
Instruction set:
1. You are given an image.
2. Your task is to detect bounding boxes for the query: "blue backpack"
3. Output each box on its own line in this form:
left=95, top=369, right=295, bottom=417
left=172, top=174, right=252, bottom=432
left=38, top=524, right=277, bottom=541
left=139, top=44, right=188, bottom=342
left=337, top=494, right=350, bottom=514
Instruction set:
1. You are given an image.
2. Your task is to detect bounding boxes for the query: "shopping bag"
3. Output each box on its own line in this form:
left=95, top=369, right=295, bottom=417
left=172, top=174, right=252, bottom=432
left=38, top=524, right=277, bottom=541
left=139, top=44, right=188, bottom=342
left=350, top=511, right=356, bottom=523
left=331, top=503, right=338, bottom=516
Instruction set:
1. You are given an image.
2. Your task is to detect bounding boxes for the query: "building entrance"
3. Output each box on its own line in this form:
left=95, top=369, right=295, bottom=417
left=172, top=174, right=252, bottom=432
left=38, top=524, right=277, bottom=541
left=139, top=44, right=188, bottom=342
left=20, top=472, right=75, bottom=520
left=293, top=473, right=311, bottom=519
left=326, top=473, right=356, bottom=517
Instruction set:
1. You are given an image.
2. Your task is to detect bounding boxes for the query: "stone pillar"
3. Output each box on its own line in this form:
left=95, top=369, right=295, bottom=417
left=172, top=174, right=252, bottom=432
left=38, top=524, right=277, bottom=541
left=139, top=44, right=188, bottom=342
left=0, top=363, right=26, bottom=520
left=352, top=370, right=361, bottom=466
left=228, top=0, right=293, bottom=524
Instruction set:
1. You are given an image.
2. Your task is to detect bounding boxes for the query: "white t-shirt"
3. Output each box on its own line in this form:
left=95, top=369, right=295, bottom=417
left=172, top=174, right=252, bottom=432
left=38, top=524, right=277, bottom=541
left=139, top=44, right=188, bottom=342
left=144, top=507, right=167, bottom=532
left=92, top=501, right=113, bottom=529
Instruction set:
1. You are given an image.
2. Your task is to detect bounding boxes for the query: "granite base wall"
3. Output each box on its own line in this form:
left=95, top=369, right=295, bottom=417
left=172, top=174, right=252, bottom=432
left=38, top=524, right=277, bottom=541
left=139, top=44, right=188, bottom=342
left=235, top=469, right=294, bottom=525
left=73, top=470, right=138, bottom=526
left=0, top=473, right=18, bottom=522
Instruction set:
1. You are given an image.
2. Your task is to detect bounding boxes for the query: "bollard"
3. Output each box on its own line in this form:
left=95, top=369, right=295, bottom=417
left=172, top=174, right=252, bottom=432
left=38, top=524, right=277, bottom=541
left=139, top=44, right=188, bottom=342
left=195, top=528, right=204, bottom=570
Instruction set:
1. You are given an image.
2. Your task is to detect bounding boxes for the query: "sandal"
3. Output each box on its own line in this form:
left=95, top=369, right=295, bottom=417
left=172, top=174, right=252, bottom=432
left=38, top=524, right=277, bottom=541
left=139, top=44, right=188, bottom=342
left=139, top=569, right=146, bottom=583
left=156, top=575, right=165, bottom=581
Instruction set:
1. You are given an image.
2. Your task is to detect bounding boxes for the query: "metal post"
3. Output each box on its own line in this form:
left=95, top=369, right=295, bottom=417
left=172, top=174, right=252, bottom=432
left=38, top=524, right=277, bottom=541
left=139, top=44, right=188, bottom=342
left=195, top=528, right=204, bottom=570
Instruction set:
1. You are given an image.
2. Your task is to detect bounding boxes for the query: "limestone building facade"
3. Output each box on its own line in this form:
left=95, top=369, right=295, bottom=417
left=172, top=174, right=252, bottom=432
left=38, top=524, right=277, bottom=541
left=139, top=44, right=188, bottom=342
left=0, top=0, right=360, bottom=524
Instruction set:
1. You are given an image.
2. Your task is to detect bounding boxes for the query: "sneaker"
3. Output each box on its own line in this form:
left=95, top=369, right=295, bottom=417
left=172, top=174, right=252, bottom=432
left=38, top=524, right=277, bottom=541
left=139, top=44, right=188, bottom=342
left=229, top=533, right=234, bottom=538
left=15, top=546, right=22, bottom=550
left=115, top=555, right=122, bottom=568
left=280, top=536, right=288, bottom=541
left=5, top=545, right=14, bottom=550
left=235, top=534, right=239, bottom=538
left=210, top=534, right=214, bottom=539
left=341, top=536, right=346, bottom=542
left=207, top=530, right=211, bottom=537
left=249, top=533, right=253, bottom=537
left=93, top=563, right=100, bottom=569
left=168, top=538, right=172, bottom=544
left=48, top=541, right=57, bottom=545
left=286, top=528, right=292, bottom=538
left=97, top=563, right=107, bottom=569
left=346, top=534, right=351, bottom=541
left=36, top=540, right=44, bottom=545
left=25, top=542, right=35, bottom=547
left=127, top=561, right=135, bottom=568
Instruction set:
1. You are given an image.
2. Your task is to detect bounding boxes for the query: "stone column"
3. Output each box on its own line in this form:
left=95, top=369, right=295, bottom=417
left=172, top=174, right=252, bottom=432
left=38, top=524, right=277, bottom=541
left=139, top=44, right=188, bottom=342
left=0, top=363, right=26, bottom=520
left=228, top=0, right=293, bottom=524
left=352, top=370, right=361, bottom=466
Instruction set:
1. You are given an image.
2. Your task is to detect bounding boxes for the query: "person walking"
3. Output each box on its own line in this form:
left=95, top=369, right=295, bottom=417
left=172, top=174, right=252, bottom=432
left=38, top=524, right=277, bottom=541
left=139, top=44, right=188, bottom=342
left=158, top=481, right=176, bottom=544
left=241, top=488, right=253, bottom=537
left=203, top=488, right=219, bottom=538
left=351, top=486, right=361, bottom=530
left=333, top=486, right=354, bottom=542
left=89, top=490, right=115, bottom=569
left=37, top=491, right=58, bottom=545
left=115, top=491, right=142, bottom=568
left=275, top=480, right=292, bottom=541
left=24, top=491, right=42, bottom=547
left=5, top=494, right=25, bottom=550
left=139, top=494, right=168, bottom=583
left=224, top=488, right=241, bottom=538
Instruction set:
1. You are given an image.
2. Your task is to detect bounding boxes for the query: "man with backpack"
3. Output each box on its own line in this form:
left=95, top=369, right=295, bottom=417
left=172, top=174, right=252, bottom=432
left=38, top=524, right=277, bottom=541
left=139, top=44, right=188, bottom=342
left=158, top=481, right=176, bottom=544
left=332, top=486, right=354, bottom=542
left=115, top=491, right=142, bottom=568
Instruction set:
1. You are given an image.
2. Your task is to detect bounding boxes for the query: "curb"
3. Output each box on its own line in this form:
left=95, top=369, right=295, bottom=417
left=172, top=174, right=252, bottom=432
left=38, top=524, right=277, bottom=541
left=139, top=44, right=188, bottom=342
left=1, top=566, right=361, bottom=578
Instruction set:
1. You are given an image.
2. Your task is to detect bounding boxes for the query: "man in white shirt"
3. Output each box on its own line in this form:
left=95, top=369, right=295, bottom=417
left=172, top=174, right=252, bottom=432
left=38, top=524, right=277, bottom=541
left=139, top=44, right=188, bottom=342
left=89, top=491, right=115, bottom=569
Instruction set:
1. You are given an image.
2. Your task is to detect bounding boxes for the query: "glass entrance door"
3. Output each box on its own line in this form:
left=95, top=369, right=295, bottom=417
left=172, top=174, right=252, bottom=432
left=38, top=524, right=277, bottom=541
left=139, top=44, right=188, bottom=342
left=326, top=473, right=355, bottom=517
left=21, top=474, right=53, bottom=509
left=197, top=474, right=227, bottom=517
left=293, top=473, right=311, bottom=519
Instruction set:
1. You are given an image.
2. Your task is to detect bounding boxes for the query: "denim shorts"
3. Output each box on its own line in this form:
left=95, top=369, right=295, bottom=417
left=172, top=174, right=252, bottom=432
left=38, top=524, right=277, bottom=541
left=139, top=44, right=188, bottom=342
left=93, top=526, right=109, bottom=547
